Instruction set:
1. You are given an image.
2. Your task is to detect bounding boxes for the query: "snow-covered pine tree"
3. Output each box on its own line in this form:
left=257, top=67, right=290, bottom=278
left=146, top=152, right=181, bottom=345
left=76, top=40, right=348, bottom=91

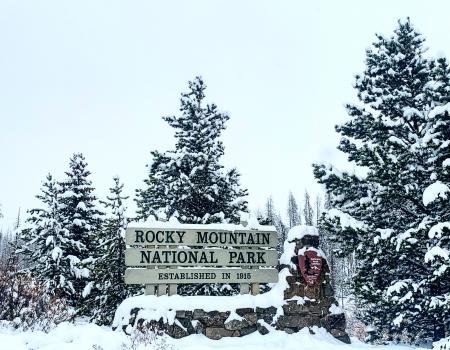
left=136, top=77, right=248, bottom=224
left=313, top=19, right=450, bottom=341
left=58, top=153, right=103, bottom=309
left=89, top=176, right=132, bottom=325
left=17, top=174, right=72, bottom=297
left=303, top=190, right=314, bottom=226
left=135, top=77, right=248, bottom=295
left=287, top=191, right=301, bottom=228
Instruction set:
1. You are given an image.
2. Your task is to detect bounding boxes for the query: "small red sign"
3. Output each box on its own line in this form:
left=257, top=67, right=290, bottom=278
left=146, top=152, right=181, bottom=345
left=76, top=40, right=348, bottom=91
left=298, top=250, right=323, bottom=286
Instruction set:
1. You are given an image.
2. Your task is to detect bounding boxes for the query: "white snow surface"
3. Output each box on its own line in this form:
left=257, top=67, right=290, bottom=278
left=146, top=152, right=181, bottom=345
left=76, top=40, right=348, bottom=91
left=287, top=225, right=319, bottom=241
left=433, top=336, right=450, bottom=350
left=0, top=321, right=422, bottom=350
left=423, top=181, right=450, bottom=206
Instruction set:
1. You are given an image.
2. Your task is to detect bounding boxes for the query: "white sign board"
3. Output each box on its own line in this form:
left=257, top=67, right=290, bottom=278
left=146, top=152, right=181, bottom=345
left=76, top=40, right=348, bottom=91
left=125, top=268, right=278, bottom=284
left=126, top=228, right=278, bottom=247
left=125, top=248, right=278, bottom=266
left=124, top=223, right=279, bottom=293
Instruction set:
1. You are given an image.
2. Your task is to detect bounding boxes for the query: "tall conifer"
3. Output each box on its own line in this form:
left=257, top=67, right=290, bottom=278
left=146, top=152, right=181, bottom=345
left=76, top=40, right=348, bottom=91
left=136, top=77, right=248, bottom=295
left=89, top=176, right=131, bottom=324
left=58, top=153, right=103, bottom=308
left=313, top=19, right=450, bottom=341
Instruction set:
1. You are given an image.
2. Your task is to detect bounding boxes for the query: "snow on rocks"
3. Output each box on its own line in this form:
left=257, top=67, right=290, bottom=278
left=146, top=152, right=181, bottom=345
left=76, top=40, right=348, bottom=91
left=423, top=181, right=450, bottom=206
left=279, top=225, right=325, bottom=267
left=287, top=225, right=319, bottom=241
left=329, top=304, right=344, bottom=315
left=113, top=269, right=291, bottom=330
left=224, top=311, right=243, bottom=324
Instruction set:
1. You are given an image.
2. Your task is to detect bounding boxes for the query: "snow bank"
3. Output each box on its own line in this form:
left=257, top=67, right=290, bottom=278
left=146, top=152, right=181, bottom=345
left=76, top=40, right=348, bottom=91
left=0, top=322, right=127, bottom=350
left=433, top=336, right=450, bottom=350
left=287, top=225, right=319, bottom=241
left=423, top=181, right=450, bottom=206
left=0, top=322, right=420, bottom=350
left=113, top=269, right=291, bottom=330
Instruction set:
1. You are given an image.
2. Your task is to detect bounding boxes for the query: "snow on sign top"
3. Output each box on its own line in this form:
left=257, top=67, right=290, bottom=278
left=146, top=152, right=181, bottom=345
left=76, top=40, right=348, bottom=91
left=127, top=216, right=276, bottom=231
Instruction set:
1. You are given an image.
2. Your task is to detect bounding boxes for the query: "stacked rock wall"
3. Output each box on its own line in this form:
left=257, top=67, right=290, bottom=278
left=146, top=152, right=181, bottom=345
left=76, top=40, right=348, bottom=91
left=115, top=229, right=350, bottom=343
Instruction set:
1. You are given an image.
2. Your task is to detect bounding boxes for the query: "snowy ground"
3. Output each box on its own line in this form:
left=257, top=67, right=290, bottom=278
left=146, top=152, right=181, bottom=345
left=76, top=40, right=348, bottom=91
left=0, top=322, right=422, bottom=350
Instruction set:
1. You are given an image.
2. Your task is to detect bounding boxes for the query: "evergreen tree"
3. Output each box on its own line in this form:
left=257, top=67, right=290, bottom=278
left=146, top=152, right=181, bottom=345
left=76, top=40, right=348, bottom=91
left=136, top=77, right=248, bottom=226
left=136, top=77, right=248, bottom=296
left=89, top=176, right=131, bottom=325
left=303, top=190, right=314, bottom=226
left=18, top=174, right=71, bottom=296
left=58, top=153, right=103, bottom=309
left=313, top=19, right=450, bottom=341
left=287, top=191, right=301, bottom=228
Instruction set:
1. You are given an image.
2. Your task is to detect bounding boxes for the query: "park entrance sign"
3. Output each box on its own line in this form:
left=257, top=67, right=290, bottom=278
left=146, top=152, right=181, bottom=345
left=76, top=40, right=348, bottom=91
left=124, top=221, right=279, bottom=296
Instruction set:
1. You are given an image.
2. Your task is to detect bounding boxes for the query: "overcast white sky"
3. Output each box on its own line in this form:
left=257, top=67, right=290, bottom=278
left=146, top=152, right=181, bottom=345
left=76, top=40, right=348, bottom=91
left=1, top=0, right=450, bottom=229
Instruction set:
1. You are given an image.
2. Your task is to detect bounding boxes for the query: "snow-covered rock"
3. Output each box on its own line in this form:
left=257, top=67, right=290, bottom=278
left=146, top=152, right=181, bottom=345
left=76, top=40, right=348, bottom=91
left=287, top=225, right=319, bottom=241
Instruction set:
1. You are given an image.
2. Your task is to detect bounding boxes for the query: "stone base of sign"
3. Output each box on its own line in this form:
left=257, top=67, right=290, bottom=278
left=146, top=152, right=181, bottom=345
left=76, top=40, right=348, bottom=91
left=115, top=233, right=350, bottom=344
left=123, top=298, right=349, bottom=343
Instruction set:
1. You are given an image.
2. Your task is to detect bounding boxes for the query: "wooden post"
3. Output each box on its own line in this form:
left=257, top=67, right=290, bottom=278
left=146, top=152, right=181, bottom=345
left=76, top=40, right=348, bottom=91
left=145, top=284, right=155, bottom=295
left=157, top=284, right=166, bottom=296
left=240, top=283, right=250, bottom=294
left=169, top=283, right=177, bottom=296
left=251, top=282, right=259, bottom=295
